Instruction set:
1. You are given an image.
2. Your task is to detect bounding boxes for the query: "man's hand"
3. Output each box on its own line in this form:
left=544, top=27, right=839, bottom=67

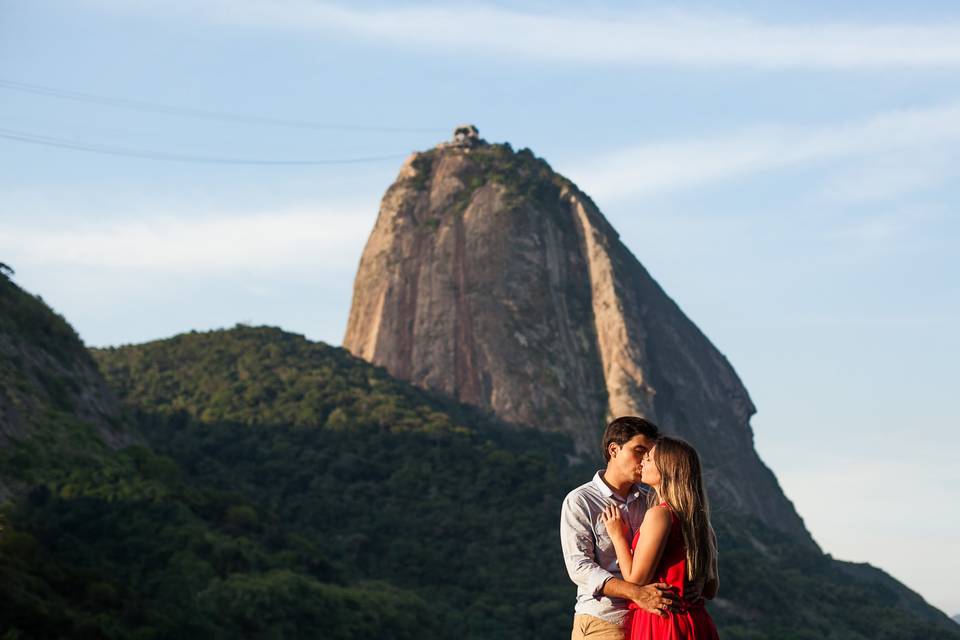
left=601, top=578, right=679, bottom=618
left=630, top=582, right=678, bottom=618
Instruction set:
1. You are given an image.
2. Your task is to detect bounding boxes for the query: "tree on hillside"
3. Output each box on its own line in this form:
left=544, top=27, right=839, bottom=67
left=0, top=262, right=14, bottom=278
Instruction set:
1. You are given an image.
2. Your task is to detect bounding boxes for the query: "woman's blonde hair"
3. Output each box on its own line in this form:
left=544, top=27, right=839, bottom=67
left=652, top=436, right=717, bottom=582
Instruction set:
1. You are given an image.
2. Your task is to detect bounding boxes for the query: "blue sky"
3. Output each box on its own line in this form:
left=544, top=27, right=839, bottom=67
left=2, top=0, right=959, bottom=616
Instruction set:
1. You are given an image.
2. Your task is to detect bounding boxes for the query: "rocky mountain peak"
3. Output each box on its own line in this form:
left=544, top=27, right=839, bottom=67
left=443, top=124, right=485, bottom=149
left=343, top=136, right=812, bottom=542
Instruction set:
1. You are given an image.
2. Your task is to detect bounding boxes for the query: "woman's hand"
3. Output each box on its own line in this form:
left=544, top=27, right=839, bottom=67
left=602, top=503, right=627, bottom=542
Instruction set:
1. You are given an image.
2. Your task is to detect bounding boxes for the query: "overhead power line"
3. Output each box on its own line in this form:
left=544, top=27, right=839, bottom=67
left=0, top=78, right=445, bottom=134
left=0, top=127, right=410, bottom=165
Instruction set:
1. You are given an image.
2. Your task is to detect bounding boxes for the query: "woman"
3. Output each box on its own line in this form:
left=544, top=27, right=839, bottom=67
left=602, top=436, right=720, bottom=640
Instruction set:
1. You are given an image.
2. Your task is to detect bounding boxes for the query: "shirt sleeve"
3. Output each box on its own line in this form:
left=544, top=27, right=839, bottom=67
left=560, top=494, right=615, bottom=599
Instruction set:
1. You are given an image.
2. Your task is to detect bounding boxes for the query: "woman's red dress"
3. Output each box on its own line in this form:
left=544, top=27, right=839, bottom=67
left=625, top=504, right=719, bottom=640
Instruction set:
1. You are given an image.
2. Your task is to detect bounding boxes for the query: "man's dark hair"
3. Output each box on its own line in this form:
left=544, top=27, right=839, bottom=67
left=601, top=416, right=660, bottom=461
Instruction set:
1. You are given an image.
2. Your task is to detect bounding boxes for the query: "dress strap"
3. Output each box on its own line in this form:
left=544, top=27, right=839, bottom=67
left=657, top=502, right=680, bottom=527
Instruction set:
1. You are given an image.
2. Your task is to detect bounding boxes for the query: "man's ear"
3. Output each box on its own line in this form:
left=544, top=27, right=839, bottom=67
left=608, top=443, right=617, bottom=459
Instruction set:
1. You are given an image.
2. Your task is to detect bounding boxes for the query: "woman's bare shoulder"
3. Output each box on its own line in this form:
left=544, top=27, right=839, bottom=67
left=643, top=504, right=672, bottom=528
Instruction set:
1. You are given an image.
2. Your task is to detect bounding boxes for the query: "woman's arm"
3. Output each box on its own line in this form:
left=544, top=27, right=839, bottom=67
left=602, top=504, right=672, bottom=585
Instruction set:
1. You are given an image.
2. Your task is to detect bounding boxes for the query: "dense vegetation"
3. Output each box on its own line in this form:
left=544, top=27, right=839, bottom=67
left=2, top=279, right=958, bottom=638
left=2, top=323, right=583, bottom=638
left=407, top=142, right=589, bottom=223
left=0, top=270, right=88, bottom=374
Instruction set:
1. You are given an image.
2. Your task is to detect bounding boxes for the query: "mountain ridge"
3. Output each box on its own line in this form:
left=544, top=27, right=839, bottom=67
left=94, top=325, right=960, bottom=638
left=0, top=273, right=134, bottom=502
left=93, top=325, right=960, bottom=639
left=1, top=279, right=958, bottom=638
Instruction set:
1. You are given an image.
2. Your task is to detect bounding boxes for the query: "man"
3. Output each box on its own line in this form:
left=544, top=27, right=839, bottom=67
left=560, top=416, right=677, bottom=639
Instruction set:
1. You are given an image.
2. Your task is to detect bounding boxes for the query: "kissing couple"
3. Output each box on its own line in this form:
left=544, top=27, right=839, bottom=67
left=560, top=416, right=720, bottom=640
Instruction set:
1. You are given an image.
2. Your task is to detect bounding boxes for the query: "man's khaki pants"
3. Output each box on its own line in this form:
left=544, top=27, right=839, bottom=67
left=571, top=614, right=625, bottom=640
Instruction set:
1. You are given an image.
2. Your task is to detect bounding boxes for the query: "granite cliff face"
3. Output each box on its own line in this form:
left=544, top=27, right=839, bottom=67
left=344, top=130, right=809, bottom=541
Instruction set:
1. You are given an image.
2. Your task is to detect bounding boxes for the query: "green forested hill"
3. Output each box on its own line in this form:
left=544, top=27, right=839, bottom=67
left=2, top=280, right=958, bottom=638
left=3, top=320, right=585, bottom=638
left=89, top=327, right=584, bottom=637
left=0, top=274, right=129, bottom=497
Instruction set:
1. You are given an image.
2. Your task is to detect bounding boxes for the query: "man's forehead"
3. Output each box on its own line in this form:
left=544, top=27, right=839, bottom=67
left=624, top=434, right=655, bottom=449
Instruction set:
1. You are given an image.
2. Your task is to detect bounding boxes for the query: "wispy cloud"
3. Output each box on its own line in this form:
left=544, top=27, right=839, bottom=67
left=563, top=101, right=960, bottom=202
left=0, top=206, right=374, bottom=272
left=88, top=0, right=960, bottom=70
left=820, top=154, right=956, bottom=203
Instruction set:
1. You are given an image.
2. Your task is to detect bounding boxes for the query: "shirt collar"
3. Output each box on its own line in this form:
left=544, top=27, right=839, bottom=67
left=592, top=470, right=646, bottom=504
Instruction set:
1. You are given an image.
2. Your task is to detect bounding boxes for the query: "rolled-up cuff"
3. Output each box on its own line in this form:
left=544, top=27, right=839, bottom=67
left=588, top=568, right=616, bottom=599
